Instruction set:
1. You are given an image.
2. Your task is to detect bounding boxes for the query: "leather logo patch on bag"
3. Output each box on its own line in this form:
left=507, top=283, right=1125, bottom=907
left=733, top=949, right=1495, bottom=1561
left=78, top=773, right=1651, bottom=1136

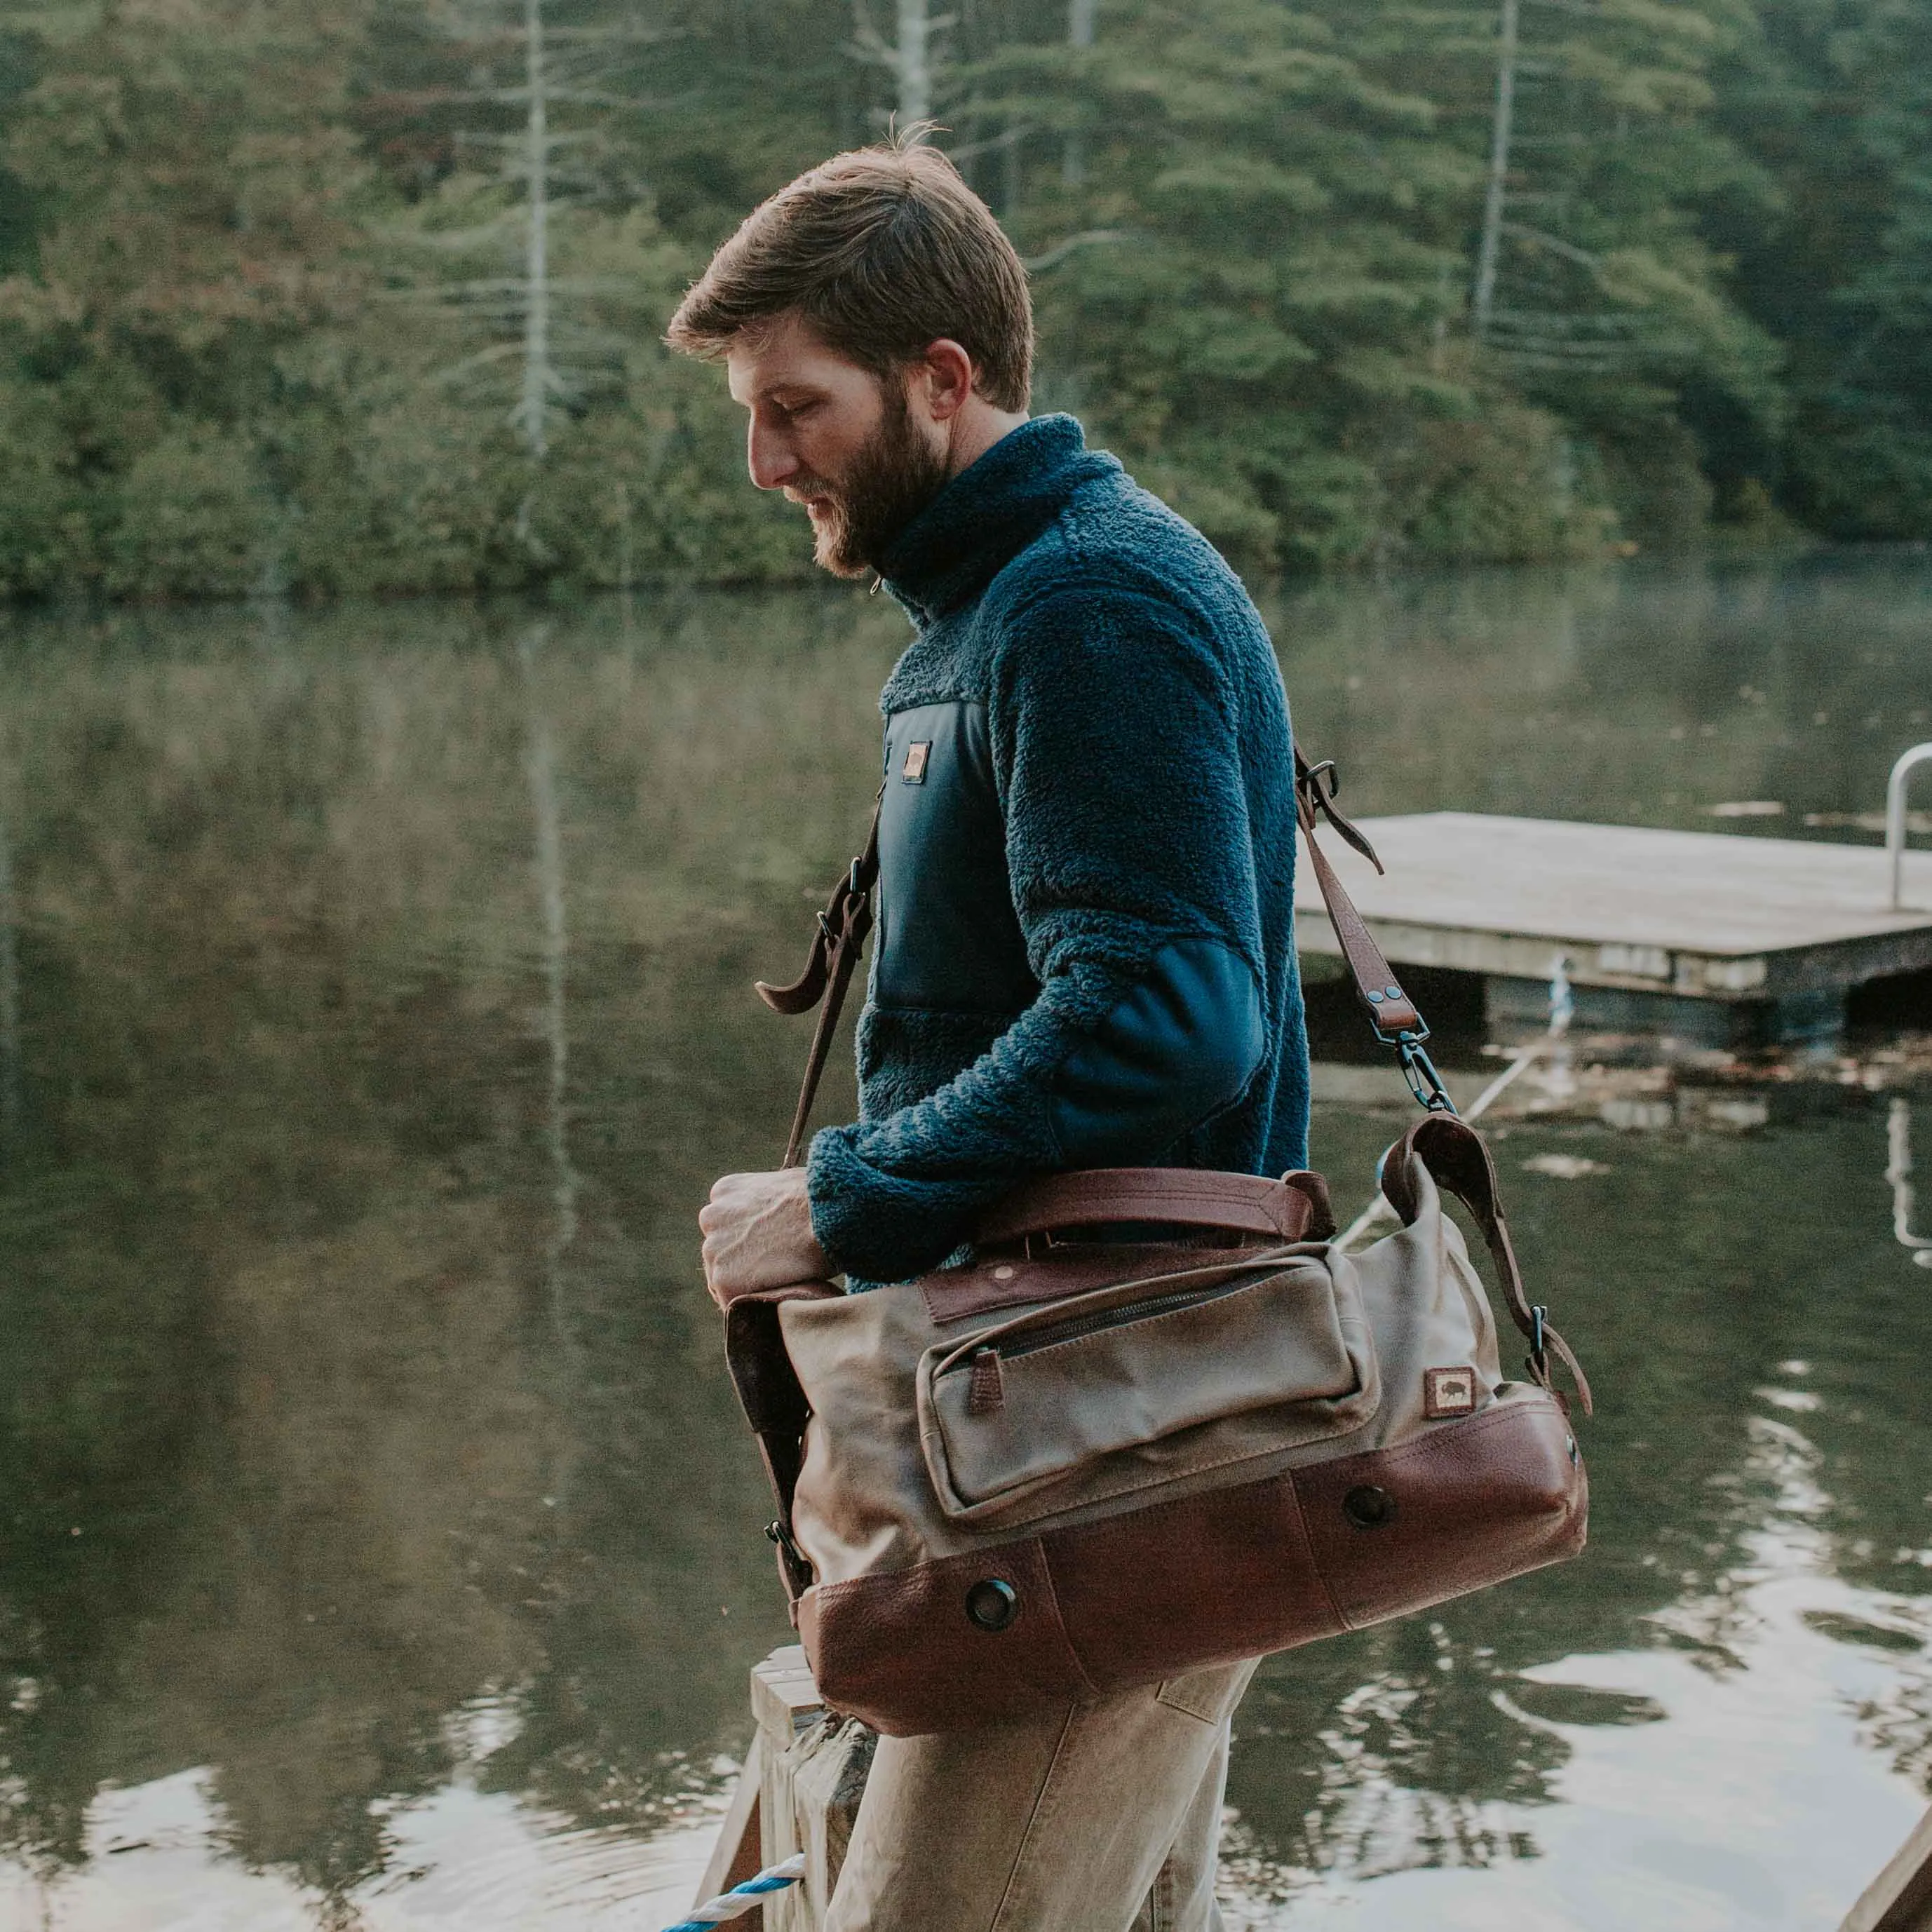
left=1424, top=1366, right=1478, bottom=1418
left=902, top=741, right=931, bottom=783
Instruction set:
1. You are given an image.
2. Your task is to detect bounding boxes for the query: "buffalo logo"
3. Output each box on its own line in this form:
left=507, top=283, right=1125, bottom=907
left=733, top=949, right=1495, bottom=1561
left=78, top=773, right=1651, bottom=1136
left=1424, top=1366, right=1478, bottom=1419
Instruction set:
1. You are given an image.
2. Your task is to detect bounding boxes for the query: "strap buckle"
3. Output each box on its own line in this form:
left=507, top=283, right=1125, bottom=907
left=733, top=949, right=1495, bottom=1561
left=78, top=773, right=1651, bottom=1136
left=1301, top=757, right=1339, bottom=804
left=1396, top=1032, right=1458, bottom=1115
left=1294, top=745, right=1385, bottom=872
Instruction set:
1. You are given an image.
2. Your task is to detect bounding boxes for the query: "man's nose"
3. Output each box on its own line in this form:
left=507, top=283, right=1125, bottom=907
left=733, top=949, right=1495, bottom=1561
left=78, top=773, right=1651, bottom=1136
left=747, top=417, right=800, bottom=492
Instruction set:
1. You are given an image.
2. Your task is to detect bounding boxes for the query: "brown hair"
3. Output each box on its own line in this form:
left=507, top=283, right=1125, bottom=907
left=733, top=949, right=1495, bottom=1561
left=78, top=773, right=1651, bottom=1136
left=666, top=141, right=1034, bottom=412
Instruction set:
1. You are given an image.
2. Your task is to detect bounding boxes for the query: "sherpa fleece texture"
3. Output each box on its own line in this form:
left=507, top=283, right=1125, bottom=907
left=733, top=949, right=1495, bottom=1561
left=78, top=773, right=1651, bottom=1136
left=806, top=414, right=1310, bottom=1285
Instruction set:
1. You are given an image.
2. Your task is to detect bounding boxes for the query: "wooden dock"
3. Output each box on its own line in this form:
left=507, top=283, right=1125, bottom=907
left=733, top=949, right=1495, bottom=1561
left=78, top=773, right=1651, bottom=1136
left=1297, top=813, right=1932, bottom=1045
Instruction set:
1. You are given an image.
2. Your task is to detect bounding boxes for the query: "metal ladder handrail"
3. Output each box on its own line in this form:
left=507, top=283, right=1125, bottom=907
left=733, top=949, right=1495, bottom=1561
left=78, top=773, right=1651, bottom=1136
left=1889, top=742, right=1932, bottom=910
left=1889, top=1099, right=1932, bottom=1269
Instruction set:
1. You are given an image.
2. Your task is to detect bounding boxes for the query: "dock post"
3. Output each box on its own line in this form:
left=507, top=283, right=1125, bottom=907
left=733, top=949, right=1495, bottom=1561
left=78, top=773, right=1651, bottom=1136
left=720, top=1644, right=874, bottom=1931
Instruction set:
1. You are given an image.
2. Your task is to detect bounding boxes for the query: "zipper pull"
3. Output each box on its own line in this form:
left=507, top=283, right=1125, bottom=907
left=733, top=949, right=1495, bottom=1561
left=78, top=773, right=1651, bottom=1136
left=967, top=1347, right=1006, bottom=1416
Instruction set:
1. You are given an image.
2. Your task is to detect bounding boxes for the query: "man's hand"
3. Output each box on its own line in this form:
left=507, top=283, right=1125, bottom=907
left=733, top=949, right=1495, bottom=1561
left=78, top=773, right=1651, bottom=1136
left=699, top=1167, right=832, bottom=1308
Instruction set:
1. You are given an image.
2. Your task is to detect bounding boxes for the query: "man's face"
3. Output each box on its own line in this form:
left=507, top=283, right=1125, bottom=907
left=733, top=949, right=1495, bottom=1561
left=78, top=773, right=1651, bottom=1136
left=727, top=313, right=949, bottom=578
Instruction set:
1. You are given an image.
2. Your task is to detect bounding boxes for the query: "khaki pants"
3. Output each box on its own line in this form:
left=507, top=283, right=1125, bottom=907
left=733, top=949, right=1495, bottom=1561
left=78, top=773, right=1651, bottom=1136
left=825, top=1659, right=1258, bottom=1932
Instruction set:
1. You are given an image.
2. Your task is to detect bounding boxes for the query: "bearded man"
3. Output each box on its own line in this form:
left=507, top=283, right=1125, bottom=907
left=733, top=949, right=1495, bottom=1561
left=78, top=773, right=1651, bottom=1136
left=672, top=140, right=1311, bottom=1932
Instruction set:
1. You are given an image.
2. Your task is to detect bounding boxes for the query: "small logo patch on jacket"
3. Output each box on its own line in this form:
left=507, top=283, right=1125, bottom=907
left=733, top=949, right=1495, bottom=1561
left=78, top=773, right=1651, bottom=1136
left=901, top=741, right=931, bottom=783
left=1424, top=1366, right=1478, bottom=1419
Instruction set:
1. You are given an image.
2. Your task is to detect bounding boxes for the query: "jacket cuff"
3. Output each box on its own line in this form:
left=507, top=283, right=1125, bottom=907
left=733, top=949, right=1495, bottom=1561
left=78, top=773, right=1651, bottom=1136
left=806, top=1126, right=976, bottom=1287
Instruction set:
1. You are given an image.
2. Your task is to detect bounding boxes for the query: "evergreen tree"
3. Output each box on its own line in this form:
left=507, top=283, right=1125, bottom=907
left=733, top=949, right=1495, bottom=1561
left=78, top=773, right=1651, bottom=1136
left=1714, top=0, right=1932, bottom=536
left=0, top=0, right=1921, bottom=600
left=0, top=0, right=372, bottom=595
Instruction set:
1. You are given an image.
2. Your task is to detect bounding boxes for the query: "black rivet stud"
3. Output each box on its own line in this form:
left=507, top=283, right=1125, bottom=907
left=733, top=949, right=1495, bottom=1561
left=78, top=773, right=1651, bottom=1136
left=1344, top=1484, right=1396, bottom=1529
left=1384, top=985, right=1403, bottom=1001
left=1367, top=989, right=1385, bottom=1004
left=965, top=1578, right=1020, bottom=1631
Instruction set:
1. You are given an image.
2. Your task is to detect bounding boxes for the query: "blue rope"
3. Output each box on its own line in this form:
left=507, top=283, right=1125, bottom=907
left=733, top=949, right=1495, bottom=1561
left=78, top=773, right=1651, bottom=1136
left=660, top=1852, right=806, bottom=1930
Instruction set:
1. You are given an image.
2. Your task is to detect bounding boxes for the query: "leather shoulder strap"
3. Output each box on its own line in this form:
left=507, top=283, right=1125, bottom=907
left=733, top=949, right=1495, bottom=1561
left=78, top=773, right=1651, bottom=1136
left=759, top=746, right=1437, bottom=1167
left=756, top=783, right=885, bottom=1169
left=1292, top=741, right=1425, bottom=1042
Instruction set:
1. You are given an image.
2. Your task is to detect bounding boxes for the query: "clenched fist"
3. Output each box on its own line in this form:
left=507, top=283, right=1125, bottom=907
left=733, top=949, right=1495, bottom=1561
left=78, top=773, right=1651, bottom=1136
left=699, top=1167, right=833, bottom=1308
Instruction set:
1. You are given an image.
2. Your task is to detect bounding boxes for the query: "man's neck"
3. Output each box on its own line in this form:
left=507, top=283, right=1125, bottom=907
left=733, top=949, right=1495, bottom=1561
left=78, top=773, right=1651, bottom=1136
left=945, top=401, right=1031, bottom=481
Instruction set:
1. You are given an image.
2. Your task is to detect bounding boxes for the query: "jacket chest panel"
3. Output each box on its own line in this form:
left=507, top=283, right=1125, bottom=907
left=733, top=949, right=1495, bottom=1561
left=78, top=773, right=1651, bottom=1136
left=877, top=701, right=1036, bottom=1015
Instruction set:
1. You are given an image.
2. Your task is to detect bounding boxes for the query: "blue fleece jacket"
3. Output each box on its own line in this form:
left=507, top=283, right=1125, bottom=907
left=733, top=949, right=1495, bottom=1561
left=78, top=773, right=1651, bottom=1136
left=806, top=414, right=1310, bottom=1285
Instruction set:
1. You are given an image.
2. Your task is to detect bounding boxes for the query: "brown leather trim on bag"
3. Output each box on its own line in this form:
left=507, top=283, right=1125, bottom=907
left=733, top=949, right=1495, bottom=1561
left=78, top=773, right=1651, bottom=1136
left=975, top=1166, right=1336, bottom=1248
left=799, top=1533, right=1098, bottom=1735
left=1379, top=1114, right=1593, bottom=1417
left=799, top=1392, right=1587, bottom=1737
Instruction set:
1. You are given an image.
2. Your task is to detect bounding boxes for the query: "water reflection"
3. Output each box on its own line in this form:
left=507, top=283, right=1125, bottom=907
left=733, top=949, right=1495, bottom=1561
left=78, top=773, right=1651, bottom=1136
left=0, top=798, right=17, bottom=1147
left=519, top=626, right=583, bottom=1339
left=0, top=556, right=1925, bottom=1929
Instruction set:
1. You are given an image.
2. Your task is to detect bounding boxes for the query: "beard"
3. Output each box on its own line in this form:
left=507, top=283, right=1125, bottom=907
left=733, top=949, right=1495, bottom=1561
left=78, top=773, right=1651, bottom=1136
left=793, top=387, right=950, bottom=579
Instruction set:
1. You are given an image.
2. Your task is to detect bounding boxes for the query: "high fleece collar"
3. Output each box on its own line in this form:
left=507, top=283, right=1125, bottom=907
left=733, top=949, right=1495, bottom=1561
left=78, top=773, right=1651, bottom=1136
left=879, top=414, right=1121, bottom=625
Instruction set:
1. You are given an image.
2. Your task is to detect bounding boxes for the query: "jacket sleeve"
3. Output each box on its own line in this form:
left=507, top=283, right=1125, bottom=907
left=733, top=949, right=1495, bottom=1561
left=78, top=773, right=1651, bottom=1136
left=806, top=586, right=1269, bottom=1285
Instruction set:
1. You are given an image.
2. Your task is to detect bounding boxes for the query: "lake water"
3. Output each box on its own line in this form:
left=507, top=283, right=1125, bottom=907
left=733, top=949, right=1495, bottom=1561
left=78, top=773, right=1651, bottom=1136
left=0, top=553, right=1928, bottom=1932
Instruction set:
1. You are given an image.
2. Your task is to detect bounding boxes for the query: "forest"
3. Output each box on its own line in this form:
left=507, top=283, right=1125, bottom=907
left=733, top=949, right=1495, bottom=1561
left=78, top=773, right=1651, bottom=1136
left=0, top=0, right=1925, bottom=601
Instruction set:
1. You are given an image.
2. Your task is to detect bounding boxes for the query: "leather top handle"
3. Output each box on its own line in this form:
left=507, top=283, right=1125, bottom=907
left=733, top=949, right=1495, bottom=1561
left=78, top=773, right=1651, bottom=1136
left=976, top=1167, right=1337, bottom=1248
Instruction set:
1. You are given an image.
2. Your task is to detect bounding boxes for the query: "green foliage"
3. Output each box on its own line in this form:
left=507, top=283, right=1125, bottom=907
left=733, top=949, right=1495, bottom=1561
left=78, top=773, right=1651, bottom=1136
left=1708, top=0, right=1932, bottom=536
left=0, top=0, right=1919, bottom=602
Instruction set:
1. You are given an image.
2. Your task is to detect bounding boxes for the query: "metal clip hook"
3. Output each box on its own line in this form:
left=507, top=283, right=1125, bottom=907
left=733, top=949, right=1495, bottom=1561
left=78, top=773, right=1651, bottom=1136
left=1396, top=1033, right=1458, bottom=1115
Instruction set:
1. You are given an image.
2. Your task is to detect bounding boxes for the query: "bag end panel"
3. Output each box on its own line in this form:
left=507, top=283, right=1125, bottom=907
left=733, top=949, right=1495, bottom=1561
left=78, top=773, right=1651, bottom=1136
left=1292, top=1396, right=1588, bottom=1630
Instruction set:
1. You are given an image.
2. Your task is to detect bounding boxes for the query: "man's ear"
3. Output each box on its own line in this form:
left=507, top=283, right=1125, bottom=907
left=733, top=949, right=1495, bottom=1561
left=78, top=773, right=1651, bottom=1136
left=913, top=339, right=977, bottom=424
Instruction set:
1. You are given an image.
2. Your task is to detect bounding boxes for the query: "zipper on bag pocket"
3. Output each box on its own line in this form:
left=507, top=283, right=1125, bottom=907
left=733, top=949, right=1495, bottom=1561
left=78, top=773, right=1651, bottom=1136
left=952, top=1272, right=1273, bottom=1404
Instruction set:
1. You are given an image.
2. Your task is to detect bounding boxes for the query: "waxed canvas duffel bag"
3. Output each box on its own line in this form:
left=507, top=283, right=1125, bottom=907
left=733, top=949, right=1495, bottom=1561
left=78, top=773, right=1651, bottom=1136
left=723, top=751, right=1591, bottom=1738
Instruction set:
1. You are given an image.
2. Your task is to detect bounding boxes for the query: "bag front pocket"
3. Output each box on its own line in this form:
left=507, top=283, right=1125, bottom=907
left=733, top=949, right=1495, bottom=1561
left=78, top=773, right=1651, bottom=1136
left=918, top=1254, right=1377, bottom=1527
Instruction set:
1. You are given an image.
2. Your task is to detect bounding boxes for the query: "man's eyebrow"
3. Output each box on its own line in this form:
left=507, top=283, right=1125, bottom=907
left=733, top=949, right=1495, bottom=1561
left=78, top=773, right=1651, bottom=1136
left=757, top=379, right=823, bottom=404
left=730, top=365, right=828, bottom=408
